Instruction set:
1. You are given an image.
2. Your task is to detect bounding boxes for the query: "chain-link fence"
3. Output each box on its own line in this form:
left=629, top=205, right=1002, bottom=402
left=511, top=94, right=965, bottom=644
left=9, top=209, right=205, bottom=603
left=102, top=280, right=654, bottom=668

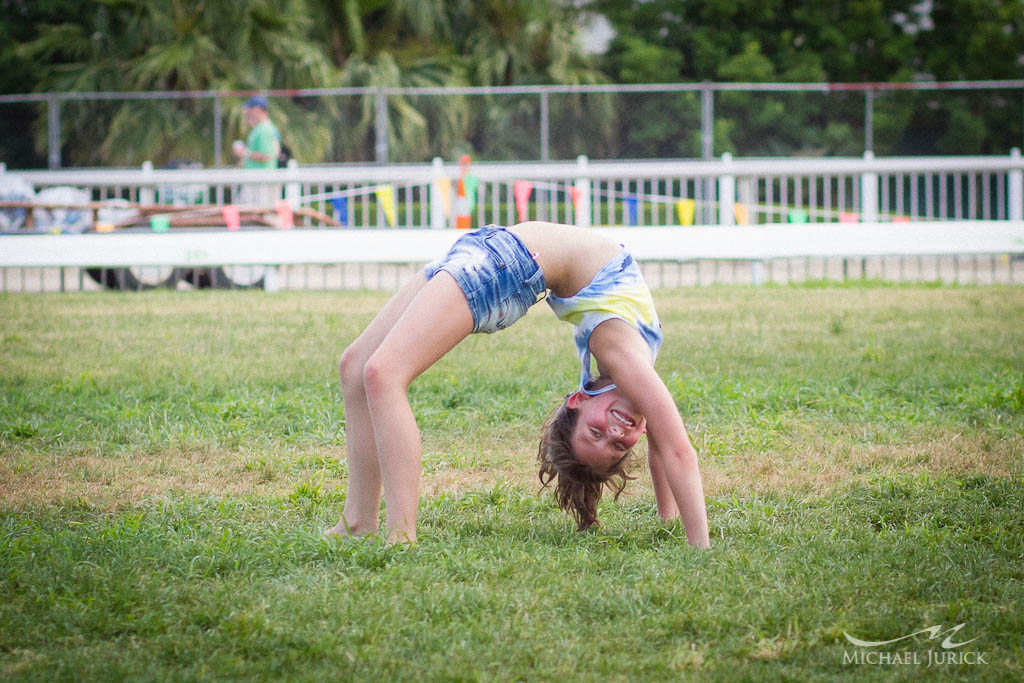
left=2, top=80, right=1022, bottom=169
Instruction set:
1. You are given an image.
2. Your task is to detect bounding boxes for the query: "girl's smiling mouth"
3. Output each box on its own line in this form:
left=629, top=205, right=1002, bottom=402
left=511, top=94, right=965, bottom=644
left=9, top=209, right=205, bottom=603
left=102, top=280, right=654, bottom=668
left=611, top=409, right=636, bottom=428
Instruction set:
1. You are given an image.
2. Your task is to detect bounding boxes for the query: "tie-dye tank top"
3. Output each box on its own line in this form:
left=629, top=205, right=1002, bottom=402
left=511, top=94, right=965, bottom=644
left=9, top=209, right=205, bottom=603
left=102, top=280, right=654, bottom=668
left=546, top=249, right=662, bottom=395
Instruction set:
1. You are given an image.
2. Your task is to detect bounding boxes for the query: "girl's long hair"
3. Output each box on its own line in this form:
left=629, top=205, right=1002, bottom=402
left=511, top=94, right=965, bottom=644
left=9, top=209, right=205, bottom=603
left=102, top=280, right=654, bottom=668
left=537, top=399, right=635, bottom=531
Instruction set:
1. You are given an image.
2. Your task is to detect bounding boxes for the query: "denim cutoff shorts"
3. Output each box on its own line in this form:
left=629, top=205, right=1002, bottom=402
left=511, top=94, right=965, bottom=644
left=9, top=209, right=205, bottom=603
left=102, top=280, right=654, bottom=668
left=424, top=225, right=547, bottom=333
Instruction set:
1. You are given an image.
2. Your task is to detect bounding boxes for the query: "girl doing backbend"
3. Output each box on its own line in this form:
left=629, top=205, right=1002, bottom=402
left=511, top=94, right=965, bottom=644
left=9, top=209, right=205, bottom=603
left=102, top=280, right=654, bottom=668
left=326, top=221, right=710, bottom=548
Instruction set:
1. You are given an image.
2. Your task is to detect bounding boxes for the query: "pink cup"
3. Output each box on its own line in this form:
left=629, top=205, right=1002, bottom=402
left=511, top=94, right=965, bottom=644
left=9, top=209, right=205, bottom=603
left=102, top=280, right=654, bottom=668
left=221, top=205, right=241, bottom=231
left=275, top=200, right=294, bottom=229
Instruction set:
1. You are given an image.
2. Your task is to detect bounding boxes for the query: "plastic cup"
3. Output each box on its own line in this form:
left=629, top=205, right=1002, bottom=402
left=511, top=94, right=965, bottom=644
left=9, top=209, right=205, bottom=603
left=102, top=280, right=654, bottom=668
left=149, top=214, right=170, bottom=232
left=221, top=205, right=241, bottom=231
left=275, top=200, right=294, bottom=229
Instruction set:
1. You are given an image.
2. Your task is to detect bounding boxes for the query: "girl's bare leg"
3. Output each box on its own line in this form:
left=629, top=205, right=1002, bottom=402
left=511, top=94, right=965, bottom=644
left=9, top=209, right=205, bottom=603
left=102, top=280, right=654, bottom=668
left=360, top=272, right=473, bottom=543
left=326, top=272, right=431, bottom=537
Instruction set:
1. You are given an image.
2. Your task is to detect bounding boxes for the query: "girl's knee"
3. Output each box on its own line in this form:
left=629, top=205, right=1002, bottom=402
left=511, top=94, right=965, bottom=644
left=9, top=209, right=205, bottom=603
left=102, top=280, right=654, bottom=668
left=339, top=345, right=368, bottom=391
left=360, top=354, right=390, bottom=397
left=361, top=351, right=408, bottom=400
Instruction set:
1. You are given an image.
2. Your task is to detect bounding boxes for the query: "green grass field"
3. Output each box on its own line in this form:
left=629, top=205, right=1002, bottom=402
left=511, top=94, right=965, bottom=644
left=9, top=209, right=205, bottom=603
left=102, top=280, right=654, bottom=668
left=2, top=284, right=1022, bottom=681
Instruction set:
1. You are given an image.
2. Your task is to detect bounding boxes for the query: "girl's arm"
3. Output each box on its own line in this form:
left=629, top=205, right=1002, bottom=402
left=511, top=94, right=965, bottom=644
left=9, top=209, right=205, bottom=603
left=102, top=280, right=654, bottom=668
left=591, top=321, right=710, bottom=548
left=645, top=418, right=709, bottom=548
left=647, top=440, right=679, bottom=519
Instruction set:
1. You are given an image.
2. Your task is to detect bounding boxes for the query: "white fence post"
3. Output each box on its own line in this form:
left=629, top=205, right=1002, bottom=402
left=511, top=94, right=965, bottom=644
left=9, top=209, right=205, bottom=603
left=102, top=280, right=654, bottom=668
left=430, top=156, right=447, bottom=229
left=263, top=265, right=279, bottom=292
left=719, top=152, right=735, bottom=226
left=575, top=155, right=591, bottom=228
left=285, top=159, right=300, bottom=208
left=861, top=151, right=878, bottom=223
left=140, top=161, right=154, bottom=206
left=751, top=260, right=765, bottom=286
left=737, top=176, right=753, bottom=224
left=1009, top=148, right=1023, bottom=221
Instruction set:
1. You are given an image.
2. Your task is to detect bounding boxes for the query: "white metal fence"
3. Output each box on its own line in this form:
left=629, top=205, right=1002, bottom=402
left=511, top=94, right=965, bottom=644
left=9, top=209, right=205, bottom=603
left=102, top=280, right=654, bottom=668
left=2, top=153, right=1023, bottom=291
left=9, top=150, right=1024, bottom=226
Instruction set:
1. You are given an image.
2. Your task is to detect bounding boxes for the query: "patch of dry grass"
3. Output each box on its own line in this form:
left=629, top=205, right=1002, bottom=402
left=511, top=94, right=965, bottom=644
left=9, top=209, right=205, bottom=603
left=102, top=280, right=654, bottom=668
left=2, top=285, right=1022, bottom=514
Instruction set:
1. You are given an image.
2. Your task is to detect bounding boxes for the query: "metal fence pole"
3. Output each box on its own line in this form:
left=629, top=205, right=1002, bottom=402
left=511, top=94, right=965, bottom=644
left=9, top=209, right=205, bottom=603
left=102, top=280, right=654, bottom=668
left=865, top=90, right=875, bottom=154
left=701, top=83, right=714, bottom=160
left=213, top=95, right=223, bottom=167
left=540, top=91, right=550, bottom=161
left=47, top=95, right=61, bottom=169
left=374, top=88, right=389, bottom=164
left=701, top=83, right=714, bottom=224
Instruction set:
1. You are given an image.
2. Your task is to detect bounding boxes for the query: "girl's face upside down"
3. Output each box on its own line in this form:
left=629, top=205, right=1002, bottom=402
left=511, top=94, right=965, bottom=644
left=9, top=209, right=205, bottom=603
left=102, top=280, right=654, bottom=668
left=568, top=388, right=646, bottom=472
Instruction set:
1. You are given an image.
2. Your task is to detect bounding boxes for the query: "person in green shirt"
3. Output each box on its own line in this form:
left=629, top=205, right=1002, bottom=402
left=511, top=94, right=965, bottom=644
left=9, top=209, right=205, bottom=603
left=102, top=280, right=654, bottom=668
left=232, top=95, right=282, bottom=212
left=234, top=96, right=280, bottom=169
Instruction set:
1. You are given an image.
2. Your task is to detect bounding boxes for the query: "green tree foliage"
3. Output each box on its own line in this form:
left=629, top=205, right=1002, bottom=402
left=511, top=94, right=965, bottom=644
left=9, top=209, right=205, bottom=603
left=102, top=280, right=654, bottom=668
left=451, top=0, right=607, bottom=160
left=1, top=0, right=604, bottom=166
left=2, top=0, right=1022, bottom=166
left=305, top=0, right=466, bottom=162
left=588, top=0, right=1024, bottom=156
left=10, top=0, right=337, bottom=166
left=0, top=0, right=100, bottom=167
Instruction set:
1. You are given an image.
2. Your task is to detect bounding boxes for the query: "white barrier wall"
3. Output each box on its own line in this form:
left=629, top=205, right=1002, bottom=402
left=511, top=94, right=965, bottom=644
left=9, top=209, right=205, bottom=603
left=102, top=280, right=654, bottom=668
left=3, top=222, right=1022, bottom=268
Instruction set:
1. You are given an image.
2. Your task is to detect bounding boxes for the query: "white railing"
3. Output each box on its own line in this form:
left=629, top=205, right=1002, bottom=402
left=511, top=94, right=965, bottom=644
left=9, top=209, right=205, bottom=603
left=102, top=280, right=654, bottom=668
left=2, top=153, right=1023, bottom=291
left=7, top=150, right=1024, bottom=229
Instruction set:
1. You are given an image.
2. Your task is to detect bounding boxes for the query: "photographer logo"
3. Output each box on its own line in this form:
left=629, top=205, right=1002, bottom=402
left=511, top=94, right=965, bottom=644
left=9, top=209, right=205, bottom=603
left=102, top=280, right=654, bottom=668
left=842, top=623, right=988, bottom=668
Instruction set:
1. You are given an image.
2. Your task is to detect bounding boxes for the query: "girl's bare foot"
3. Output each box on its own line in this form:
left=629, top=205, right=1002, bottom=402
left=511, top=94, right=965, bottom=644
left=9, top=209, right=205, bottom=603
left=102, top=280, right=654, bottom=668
left=323, top=518, right=374, bottom=538
left=323, top=522, right=348, bottom=538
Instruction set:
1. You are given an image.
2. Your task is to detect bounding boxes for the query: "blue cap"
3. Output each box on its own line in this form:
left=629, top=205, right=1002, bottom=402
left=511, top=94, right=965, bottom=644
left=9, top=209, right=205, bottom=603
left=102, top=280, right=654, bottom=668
left=244, top=95, right=268, bottom=110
